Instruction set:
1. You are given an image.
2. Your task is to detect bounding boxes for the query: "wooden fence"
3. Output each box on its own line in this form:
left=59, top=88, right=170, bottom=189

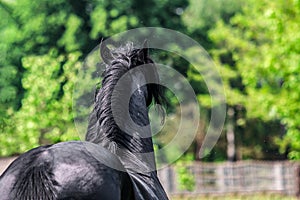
left=158, top=161, right=300, bottom=197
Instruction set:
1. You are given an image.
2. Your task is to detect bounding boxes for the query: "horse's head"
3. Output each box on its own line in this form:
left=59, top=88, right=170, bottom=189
left=99, top=41, right=164, bottom=108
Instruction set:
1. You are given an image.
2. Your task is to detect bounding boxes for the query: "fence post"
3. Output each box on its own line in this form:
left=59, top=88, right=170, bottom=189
left=274, top=163, right=284, bottom=191
left=216, top=164, right=225, bottom=193
left=295, top=164, right=300, bottom=197
left=158, top=166, right=174, bottom=195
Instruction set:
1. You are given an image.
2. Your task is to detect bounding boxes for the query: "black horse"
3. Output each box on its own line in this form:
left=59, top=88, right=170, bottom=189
left=0, top=42, right=168, bottom=200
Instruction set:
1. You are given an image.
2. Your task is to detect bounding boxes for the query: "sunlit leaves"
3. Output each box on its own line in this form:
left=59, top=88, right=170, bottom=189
left=90, top=4, right=139, bottom=38
left=90, top=6, right=107, bottom=39
left=58, top=14, right=82, bottom=51
left=0, top=51, right=81, bottom=156
left=182, top=0, right=242, bottom=32
left=210, top=0, right=300, bottom=159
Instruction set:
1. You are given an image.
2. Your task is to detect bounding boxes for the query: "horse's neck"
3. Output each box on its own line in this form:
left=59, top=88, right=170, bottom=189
left=85, top=68, right=157, bottom=171
left=118, top=92, right=157, bottom=172
left=88, top=92, right=157, bottom=172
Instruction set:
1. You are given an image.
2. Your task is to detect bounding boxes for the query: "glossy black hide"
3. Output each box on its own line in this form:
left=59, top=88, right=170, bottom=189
left=0, top=141, right=133, bottom=200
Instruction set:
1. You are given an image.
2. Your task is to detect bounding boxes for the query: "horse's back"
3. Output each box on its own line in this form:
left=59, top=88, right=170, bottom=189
left=51, top=141, right=133, bottom=199
left=0, top=141, right=133, bottom=200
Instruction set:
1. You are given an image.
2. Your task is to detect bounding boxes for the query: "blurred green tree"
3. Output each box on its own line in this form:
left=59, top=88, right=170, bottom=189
left=181, top=0, right=244, bottom=161
left=181, top=0, right=289, bottom=161
left=0, top=0, right=188, bottom=156
left=0, top=0, right=92, bottom=155
left=209, top=0, right=300, bottom=159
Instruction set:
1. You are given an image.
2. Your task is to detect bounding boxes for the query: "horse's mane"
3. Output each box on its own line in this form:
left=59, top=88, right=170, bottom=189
left=86, top=42, right=164, bottom=151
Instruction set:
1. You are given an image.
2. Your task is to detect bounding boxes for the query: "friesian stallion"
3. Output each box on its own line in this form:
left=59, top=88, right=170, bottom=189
left=0, top=41, right=168, bottom=200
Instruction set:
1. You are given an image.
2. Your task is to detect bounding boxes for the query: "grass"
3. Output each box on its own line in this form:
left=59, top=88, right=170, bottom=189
left=171, top=193, right=297, bottom=200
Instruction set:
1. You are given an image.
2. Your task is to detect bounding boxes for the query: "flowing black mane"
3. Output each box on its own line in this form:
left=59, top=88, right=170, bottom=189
left=86, top=42, right=164, bottom=152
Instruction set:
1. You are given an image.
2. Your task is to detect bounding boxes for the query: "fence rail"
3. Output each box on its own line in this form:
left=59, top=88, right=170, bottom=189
left=158, top=161, right=300, bottom=196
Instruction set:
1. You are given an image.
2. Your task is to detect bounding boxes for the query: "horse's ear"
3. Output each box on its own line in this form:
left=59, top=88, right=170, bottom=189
left=138, top=40, right=149, bottom=61
left=142, top=40, right=149, bottom=50
left=100, top=41, right=113, bottom=65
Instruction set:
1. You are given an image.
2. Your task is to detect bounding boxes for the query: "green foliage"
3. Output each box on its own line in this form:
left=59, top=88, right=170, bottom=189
left=0, top=1, right=21, bottom=125
left=210, top=0, right=300, bottom=159
left=182, top=0, right=243, bottom=49
left=0, top=51, right=81, bottom=155
left=182, top=0, right=242, bottom=31
left=0, top=0, right=85, bottom=155
left=90, top=3, right=138, bottom=38
left=175, top=153, right=195, bottom=191
left=0, top=0, right=189, bottom=157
